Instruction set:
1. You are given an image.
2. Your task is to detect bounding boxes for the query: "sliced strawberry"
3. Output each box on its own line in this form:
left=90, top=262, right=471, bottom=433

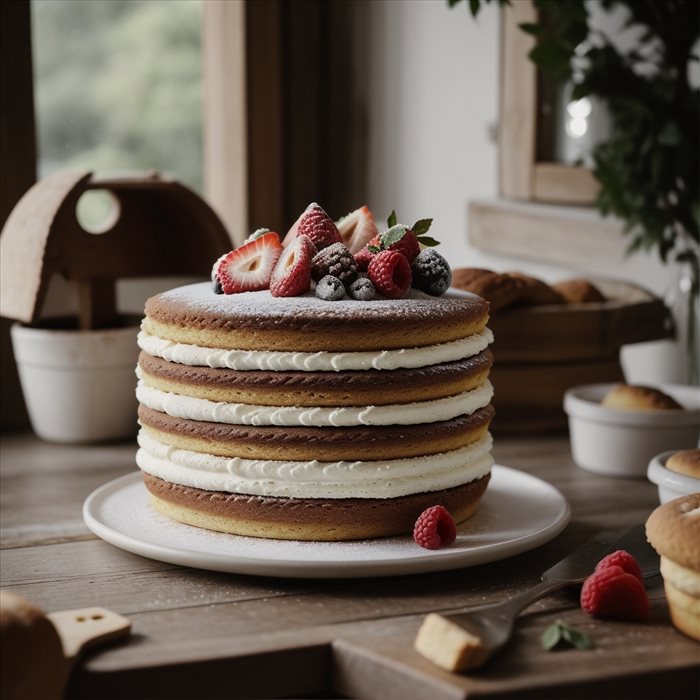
left=336, top=205, right=379, bottom=254
left=270, top=234, right=316, bottom=297
left=284, top=203, right=342, bottom=251
left=216, top=232, right=282, bottom=294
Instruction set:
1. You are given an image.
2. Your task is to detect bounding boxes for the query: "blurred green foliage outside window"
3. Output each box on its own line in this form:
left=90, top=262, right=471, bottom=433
left=31, top=0, right=203, bottom=191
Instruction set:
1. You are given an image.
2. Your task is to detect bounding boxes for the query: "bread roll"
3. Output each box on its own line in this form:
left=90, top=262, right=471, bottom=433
left=0, top=591, right=67, bottom=700
left=601, top=384, right=682, bottom=411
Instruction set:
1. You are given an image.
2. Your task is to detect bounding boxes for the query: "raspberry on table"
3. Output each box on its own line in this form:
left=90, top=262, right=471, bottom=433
left=413, top=505, right=457, bottom=549
left=580, top=564, right=650, bottom=621
left=348, top=277, right=375, bottom=301
left=411, top=248, right=452, bottom=296
left=595, top=550, right=643, bottom=582
left=368, top=249, right=412, bottom=299
left=315, top=275, right=346, bottom=301
left=311, top=242, right=358, bottom=285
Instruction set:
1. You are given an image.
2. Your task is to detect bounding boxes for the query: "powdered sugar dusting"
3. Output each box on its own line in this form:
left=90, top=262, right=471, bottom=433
left=146, top=283, right=485, bottom=323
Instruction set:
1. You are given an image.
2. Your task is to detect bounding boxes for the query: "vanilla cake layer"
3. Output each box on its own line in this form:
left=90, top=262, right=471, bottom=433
left=137, top=404, right=495, bottom=461
left=136, top=283, right=495, bottom=540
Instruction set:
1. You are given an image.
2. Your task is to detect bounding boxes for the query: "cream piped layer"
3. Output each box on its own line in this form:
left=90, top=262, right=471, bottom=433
left=137, top=328, right=493, bottom=372
left=136, top=379, right=493, bottom=427
left=136, top=429, right=494, bottom=499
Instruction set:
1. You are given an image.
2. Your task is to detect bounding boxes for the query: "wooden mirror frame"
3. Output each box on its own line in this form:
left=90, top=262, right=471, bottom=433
left=499, top=1, right=599, bottom=206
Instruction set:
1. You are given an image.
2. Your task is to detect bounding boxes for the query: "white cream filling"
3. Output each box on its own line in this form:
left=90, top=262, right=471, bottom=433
left=137, top=429, right=494, bottom=499
left=136, top=378, right=493, bottom=427
left=137, top=328, right=493, bottom=372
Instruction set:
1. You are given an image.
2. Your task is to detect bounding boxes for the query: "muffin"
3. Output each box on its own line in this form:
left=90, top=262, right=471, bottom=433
left=646, top=493, right=700, bottom=641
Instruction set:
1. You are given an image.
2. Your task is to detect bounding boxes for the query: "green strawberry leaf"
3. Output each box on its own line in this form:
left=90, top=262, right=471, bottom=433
left=416, top=235, right=440, bottom=247
left=387, top=210, right=398, bottom=228
left=367, top=245, right=381, bottom=253
left=381, top=224, right=407, bottom=247
left=412, top=218, right=433, bottom=236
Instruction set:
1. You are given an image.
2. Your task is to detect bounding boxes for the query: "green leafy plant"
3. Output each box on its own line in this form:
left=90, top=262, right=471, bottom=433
left=452, top=0, right=700, bottom=381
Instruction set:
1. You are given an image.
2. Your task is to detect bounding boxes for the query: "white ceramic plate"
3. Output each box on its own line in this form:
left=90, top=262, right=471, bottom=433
left=83, top=465, right=570, bottom=579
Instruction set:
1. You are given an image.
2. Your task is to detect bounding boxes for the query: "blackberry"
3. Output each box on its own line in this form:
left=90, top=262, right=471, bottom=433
left=348, top=277, right=376, bottom=301
left=212, top=276, right=224, bottom=294
left=311, top=242, right=358, bottom=285
left=411, top=249, right=451, bottom=296
left=315, top=275, right=346, bottom=301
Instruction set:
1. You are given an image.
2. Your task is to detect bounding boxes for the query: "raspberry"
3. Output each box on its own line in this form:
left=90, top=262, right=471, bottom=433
left=311, top=243, right=358, bottom=285
left=315, top=275, right=345, bottom=301
left=348, top=277, right=375, bottom=301
left=580, top=564, right=650, bottom=621
left=354, top=246, right=376, bottom=272
left=269, top=234, right=315, bottom=297
left=413, top=505, right=457, bottom=549
left=367, top=250, right=412, bottom=299
left=411, top=249, right=452, bottom=296
left=595, top=550, right=643, bottom=582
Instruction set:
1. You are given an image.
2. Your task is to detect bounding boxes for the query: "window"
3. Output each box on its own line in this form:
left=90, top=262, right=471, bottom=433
left=31, top=0, right=203, bottom=193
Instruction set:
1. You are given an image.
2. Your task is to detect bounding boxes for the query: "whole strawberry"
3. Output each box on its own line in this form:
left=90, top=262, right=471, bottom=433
left=368, top=250, right=412, bottom=299
left=285, top=203, right=342, bottom=251
left=269, top=234, right=316, bottom=297
left=413, top=505, right=457, bottom=549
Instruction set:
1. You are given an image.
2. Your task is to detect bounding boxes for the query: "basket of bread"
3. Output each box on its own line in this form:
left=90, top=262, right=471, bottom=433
left=451, top=268, right=674, bottom=433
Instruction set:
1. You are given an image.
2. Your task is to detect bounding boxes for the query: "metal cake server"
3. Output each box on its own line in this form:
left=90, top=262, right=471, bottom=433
left=414, top=524, right=659, bottom=672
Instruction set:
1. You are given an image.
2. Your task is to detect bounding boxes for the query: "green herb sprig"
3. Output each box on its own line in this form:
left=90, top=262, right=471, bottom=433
left=541, top=619, right=593, bottom=651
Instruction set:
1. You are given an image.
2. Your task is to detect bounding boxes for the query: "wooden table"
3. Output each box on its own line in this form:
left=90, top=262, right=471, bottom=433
left=1, top=432, right=698, bottom=699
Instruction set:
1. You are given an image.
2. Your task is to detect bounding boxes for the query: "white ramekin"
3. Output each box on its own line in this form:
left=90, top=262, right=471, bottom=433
left=563, top=383, right=700, bottom=478
left=647, top=450, right=700, bottom=503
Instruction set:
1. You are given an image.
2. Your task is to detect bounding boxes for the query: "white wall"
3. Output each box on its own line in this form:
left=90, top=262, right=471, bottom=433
left=363, top=0, right=692, bottom=383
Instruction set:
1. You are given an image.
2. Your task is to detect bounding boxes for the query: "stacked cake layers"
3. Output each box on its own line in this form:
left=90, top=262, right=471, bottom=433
left=135, top=282, right=495, bottom=540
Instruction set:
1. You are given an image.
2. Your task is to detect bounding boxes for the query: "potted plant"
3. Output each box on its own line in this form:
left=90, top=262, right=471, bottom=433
left=454, top=0, right=699, bottom=382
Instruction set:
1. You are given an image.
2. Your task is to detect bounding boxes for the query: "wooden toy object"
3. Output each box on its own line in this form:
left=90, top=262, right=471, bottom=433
left=0, top=169, right=231, bottom=328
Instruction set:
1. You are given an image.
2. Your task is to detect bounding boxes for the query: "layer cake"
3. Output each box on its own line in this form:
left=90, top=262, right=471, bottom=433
left=136, top=283, right=495, bottom=540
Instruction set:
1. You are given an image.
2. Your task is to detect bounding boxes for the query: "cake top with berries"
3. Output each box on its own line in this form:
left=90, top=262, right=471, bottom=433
left=143, top=283, right=489, bottom=352
left=145, top=202, right=489, bottom=351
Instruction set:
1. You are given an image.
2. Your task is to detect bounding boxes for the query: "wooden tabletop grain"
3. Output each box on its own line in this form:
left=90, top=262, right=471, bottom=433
left=1, top=432, right=698, bottom=699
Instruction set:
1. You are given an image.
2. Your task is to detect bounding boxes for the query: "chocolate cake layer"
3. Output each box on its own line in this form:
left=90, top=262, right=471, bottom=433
left=138, top=404, right=495, bottom=460
left=143, top=472, right=491, bottom=541
left=138, top=349, right=493, bottom=406
left=143, top=284, right=489, bottom=351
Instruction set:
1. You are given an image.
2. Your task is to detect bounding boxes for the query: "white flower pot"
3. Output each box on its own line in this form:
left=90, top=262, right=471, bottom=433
left=11, top=319, right=140, bottom=443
